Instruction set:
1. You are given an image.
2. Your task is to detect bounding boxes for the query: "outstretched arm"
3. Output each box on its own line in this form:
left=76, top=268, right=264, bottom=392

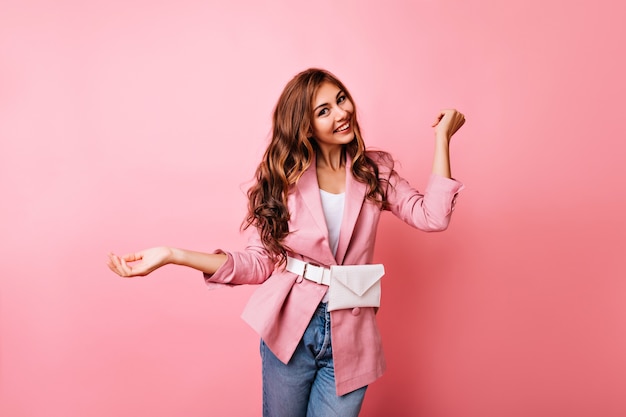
left=107, top=247, right=227, bottom=278
left=431, top=109, right=465, bottom=178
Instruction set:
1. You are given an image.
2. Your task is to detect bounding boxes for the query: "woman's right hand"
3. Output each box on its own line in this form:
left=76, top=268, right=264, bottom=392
left=107, top=246, right=173, bottom=277
left=432, top=109, right=466, bottom=142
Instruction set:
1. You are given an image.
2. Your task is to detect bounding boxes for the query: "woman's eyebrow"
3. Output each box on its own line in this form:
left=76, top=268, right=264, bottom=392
left=314, top=90, right=345, bottom=112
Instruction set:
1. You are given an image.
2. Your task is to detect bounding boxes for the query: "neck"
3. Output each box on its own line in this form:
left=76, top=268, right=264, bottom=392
left=316, top=146, right=345, bottom=171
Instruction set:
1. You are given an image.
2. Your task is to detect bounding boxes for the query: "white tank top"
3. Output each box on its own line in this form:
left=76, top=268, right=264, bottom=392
left=320, top=189, right=345, bottom=302
left=319, top=189, right=345, bottom=257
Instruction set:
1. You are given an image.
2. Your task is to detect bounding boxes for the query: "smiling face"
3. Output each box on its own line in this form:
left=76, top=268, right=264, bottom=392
left=310, top=81, right=355, bottom=155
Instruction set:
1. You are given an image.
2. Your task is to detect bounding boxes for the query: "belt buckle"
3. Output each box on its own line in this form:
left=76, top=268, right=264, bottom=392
left=304, top=262, right=324, bottom=284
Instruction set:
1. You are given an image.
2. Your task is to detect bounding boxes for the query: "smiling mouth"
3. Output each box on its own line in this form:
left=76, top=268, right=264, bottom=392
left=335, top=122, right=350, bottom=133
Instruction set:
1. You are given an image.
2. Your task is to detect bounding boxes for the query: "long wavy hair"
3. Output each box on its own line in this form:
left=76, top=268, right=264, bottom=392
left=243, top=68, right=392, bottom=264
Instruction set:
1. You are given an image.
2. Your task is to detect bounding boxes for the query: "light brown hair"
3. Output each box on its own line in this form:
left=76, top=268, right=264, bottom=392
left=243, top=68, right=392, bottom=264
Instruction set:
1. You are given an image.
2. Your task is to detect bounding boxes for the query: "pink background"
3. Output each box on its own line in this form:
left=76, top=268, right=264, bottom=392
left=1, top=0, right=625, bottom=416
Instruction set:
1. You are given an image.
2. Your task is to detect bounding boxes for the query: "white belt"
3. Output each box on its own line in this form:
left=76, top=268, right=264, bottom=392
left=285, top=256, right=332, bottom=286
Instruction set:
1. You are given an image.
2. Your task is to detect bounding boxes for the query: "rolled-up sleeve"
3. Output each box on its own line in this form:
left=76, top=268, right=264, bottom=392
left=203, top=230, right=276, bottom=290
left=387, top=172, right=464, bottom=231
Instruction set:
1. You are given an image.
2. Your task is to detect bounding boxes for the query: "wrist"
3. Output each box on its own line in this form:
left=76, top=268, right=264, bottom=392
left=435, top=132, right=450, bottom=142
left=168, top=247, right=182, bottom=265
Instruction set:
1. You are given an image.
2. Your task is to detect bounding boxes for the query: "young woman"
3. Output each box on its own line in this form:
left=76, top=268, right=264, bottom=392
left=107, top=68, right=465, bottom=417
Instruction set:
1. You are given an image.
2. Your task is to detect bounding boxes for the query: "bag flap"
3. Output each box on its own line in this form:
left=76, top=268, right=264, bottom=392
left=330, top=264, right=385, bottom=296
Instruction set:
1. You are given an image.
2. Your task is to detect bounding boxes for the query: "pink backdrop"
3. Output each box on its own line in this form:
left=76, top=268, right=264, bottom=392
left=2, top=0, right=625, bottom=416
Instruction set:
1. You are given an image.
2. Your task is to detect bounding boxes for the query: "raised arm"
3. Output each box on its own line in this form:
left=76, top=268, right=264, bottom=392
left=107, top=247, right=227, bottom=278
left=381, top=109, right=465, bottom=231
left=431, top=109, right=465, bottom=178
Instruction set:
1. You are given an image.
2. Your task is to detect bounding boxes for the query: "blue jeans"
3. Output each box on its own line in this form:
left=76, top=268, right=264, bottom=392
left=260, top=302, right=367, bottom=417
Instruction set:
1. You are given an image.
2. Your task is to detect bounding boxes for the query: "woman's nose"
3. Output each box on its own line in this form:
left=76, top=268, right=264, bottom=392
left=335, top=106, right=348, bottom=120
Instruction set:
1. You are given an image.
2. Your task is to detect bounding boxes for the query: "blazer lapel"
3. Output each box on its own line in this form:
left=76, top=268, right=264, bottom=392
left=335, top=154, right=367, bottom=265
left=294, top=153, right=367, bottom=266
left=295, top=158, right=337, bottom=265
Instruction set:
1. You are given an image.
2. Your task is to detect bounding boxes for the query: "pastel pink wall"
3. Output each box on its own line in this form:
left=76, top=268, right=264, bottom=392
left=1, top=0, right=624, bottom=416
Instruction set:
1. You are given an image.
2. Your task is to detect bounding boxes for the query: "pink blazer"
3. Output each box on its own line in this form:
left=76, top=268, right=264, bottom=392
left=204, top=152, right=463, bottom=395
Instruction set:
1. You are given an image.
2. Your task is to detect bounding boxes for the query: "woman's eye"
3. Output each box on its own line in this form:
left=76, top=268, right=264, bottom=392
left=337, top=95, right=346, bottom=104
left=318, top=108, right=328, bottom=117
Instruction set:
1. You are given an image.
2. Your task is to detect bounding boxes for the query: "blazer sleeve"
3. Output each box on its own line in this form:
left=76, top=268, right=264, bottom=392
left=202, top=228, right=276, bottom=290
left=386, top=169, right=464, bottom=232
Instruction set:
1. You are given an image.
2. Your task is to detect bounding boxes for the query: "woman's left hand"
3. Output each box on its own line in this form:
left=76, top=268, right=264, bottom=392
left=432, top=109, right=465, bottom=141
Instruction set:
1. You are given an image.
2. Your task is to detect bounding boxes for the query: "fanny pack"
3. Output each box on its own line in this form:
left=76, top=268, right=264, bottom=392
left=285, top=257, right=385, bottom=312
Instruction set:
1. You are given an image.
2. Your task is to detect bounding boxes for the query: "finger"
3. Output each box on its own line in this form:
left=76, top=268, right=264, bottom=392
left=120, top=258, right=131, bottom=276
left=119, top=258, right=135, bottom=277
left=111, top=253, right=132, bottom=277
left=107, top=256, right=125, bottom=276
left=123, top=257, right=150, bottom=277
left=122, top=252, right=143, bottom=263
left=432, top=112, right=445, bottom=127
left=110, top=254, right=125, bottom=276
left=454, top=114, right=466, bottom=129
left=106, top=257, right=120, bottom=275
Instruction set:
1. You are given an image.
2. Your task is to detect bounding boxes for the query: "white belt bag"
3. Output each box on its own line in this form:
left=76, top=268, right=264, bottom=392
left=285, top=257, right=385, bottom=312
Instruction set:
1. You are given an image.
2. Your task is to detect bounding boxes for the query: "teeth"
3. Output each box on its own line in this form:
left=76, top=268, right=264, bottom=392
left=336, top=122, right=349, bottom=132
